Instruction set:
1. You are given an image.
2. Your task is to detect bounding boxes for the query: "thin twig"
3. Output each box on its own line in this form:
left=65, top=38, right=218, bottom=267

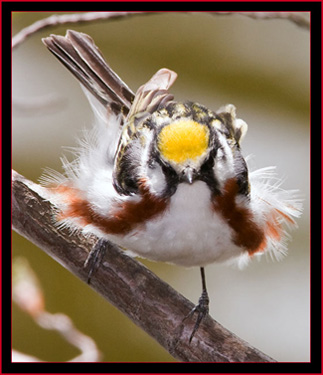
left=213, top=12, right=310, bottom=29
left=36, top=312, right=101, bottom=362
left=12, top=169, right=276, bottom=362
left=12, top=257, right=101, bottom=362
left=12, top=350, right=43, bottom=363
left=12, top=11, right=309, bottom=49
left=12, top=12, right=146, bottom=49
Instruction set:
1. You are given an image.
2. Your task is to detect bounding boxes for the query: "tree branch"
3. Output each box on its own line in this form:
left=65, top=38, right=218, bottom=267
left=12, top=170, right=276, bottom=362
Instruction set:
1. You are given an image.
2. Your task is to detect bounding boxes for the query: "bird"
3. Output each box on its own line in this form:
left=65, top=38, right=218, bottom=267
left=42, top=30, right=302, bottom=342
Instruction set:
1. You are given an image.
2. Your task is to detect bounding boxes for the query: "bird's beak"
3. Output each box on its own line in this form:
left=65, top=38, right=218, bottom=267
left=182, top=167, right=194, bottom=184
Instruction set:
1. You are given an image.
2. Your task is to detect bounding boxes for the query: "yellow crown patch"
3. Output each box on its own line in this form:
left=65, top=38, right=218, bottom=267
left=157, top=120, right=209, bottom=164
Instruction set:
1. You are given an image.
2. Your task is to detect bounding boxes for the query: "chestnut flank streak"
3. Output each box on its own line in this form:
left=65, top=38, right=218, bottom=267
left=58, top=184, right=169, bottom=235
left=212, top=178, right=265, bottom=254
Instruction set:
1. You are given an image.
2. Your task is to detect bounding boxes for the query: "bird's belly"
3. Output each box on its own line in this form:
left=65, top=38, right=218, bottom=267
left=109, top=182, right=243, bottom=267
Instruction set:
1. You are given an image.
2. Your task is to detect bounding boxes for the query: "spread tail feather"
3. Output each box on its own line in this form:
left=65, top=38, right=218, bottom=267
left=42, top=30, right=135, bottom=114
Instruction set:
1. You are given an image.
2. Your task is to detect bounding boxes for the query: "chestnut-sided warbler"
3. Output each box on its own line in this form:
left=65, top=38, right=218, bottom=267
left=42, top=30, right=302, bottom=342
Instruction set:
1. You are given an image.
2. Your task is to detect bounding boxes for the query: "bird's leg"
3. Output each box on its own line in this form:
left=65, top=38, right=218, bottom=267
left=183, top=267, right=210, bottom=342
left=84, top=238, right=108, bottom=284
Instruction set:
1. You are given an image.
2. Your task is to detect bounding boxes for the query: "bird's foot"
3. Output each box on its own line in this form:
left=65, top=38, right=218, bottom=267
left=183, top=289, right=209, bottom=343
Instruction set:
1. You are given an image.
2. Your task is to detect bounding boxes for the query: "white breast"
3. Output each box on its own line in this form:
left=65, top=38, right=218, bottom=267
left=109, top=181, right=243, bottom=267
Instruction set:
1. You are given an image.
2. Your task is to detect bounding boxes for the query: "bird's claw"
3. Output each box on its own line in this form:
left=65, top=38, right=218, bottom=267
left=84, top=238, right=107, bottom=284
left=183, top=289, right=209, bottom=343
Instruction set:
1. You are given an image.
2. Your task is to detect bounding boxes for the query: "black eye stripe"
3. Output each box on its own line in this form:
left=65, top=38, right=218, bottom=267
left=160, top=163, right=179, bottom=197
left=201, top=152, right=215, bottom=171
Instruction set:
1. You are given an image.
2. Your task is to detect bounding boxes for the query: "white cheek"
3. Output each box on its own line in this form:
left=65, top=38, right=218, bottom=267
left=213, top=144, right=235, bottom=185
left=146, top=163, right=167, bottom=195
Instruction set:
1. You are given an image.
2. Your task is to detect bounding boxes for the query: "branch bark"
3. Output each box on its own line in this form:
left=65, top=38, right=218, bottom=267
left=12, top=169, right=276, bottom=362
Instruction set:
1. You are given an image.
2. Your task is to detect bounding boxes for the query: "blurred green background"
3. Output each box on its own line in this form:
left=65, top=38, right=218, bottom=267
left=12, top=12, right=310, bottom=362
